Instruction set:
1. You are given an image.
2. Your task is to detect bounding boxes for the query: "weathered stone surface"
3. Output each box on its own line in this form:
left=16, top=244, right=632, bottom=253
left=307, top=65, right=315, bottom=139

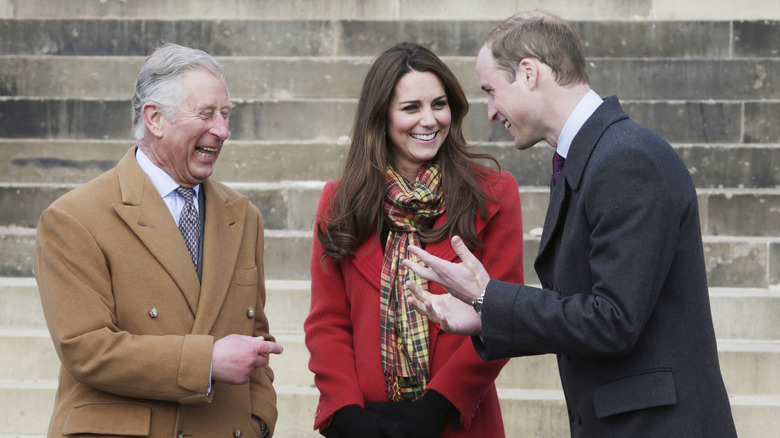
left=574, top=21, right=731, bottom=58
left=590, top=60, right=780, bottom=100
left=0, top=19, right=739, bottom=58
left=0, top=0, right=654, bottom=21
left=733, top=20, right=780, bottom=58
left=678, top=145, right=780, bottom=189
left=0, top=19, right=338, bottom=56
left=744, top=102, right=780, bottom=143
left=704, top=240, right=769, bottom=288
left=770, top=242, right=780, bottom=288
left=620, top=101, right=742, bottom=143
left=706, top=193, right=780, bottom=237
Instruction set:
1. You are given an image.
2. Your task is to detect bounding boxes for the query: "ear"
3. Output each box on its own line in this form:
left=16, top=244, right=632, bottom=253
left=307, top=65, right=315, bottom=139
left=141, top=102, right=165, bottom=138
left=517, top=58, right=539, bottom=89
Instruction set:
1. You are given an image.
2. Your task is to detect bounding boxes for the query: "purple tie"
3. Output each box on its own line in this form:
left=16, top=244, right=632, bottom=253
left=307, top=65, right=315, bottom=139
left=552, top=152, right=565, bottom=186
left=176, top=186, right=199, bottom=268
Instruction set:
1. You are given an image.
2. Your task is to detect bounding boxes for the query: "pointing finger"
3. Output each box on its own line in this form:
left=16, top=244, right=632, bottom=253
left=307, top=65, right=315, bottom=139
left=450, top=236, right=479, bottom=267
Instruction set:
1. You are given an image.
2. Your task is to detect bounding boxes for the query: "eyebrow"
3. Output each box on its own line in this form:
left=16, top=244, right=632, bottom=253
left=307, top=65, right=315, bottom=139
left=397, top=94, right=448, bottom=105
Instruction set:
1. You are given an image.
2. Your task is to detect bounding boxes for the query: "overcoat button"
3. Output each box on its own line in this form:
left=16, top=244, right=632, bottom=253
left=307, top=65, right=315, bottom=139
left=246, top=307, right=255, bottom=318
left=233, top=428, right=242, bottom=438
left=149, top=307, right=158, bottom=318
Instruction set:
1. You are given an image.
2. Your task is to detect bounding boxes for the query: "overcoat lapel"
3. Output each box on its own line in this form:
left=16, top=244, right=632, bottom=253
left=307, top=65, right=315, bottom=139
left=535, top=96, right=628, bottom=264
left=113, top=148, right=201, bottom=315
left=350, top=195, right=502, bottom=289
left=192, top=180, right=247, bottom=334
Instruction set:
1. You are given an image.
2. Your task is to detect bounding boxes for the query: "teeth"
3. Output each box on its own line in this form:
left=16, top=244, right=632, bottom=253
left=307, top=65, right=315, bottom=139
left=503, top=121, right=512, bottom=130
left=411, top=133, right=436, bottom=141
left=197, top=147, right=217, bottom=156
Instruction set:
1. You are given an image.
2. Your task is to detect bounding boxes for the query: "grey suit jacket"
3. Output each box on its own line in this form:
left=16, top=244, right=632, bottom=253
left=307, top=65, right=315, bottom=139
left=474, top=97, right=736, bottom=437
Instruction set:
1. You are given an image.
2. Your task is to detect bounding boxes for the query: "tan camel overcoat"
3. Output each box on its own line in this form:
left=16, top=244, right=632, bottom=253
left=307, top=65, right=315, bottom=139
left=34, top=147, right=278, bottom=437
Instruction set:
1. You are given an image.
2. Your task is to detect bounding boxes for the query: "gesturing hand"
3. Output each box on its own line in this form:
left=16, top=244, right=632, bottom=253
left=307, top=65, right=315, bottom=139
left=212, top=334, right=284, bottom=385
left=402, top=235, right=490, bottom=303
left=406, top=280, right=482, bottom=336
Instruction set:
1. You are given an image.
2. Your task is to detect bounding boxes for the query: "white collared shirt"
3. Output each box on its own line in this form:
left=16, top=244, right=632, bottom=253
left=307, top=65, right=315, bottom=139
left=556, top=89, right=603, bottom=159
left=135, top=148, right=200, bottom=225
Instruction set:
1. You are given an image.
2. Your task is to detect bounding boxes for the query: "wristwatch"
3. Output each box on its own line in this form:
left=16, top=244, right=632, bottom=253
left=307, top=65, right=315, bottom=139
left=472, top=289, right=486, bottom=315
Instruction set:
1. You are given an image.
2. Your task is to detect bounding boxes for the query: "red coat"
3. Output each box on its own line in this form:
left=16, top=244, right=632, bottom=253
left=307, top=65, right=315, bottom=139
left=304, top=169, right=524, bottom=437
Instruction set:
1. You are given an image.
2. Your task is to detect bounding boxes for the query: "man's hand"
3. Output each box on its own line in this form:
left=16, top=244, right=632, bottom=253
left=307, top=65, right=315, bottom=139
left=406, top=280, right=482, bottom=336
left=402, top=235, right=490, bottom=303
left=212, top=334, right=284, bottom=385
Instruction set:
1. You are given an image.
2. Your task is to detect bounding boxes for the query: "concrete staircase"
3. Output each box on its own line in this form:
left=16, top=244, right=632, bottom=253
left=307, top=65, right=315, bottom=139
left=1, top=1, right=779, bottom=436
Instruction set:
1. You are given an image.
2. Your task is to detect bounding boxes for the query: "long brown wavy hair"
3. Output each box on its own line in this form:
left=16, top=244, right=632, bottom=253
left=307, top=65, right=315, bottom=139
left=318, top=42, right=500, bottom=260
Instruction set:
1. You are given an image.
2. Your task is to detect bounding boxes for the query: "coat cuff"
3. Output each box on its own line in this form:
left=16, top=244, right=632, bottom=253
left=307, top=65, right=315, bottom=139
left=177, top=334, right=214, bottom=404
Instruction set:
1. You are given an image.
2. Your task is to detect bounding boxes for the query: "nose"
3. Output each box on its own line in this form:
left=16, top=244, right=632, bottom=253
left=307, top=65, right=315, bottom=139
left=419, top=108, right=436, bottom=127
left=211, top=113, right=230, bottom=140
left=486, top=99, right=498, bottom=122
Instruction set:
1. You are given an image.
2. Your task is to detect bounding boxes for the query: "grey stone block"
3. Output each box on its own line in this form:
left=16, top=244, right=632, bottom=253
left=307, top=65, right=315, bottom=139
left=620, top=101, right=742, bottom=143
left=0, top=230, right=35, bottom=277
left=0, top=140, right=128, bottom=183
left=574, top=21, right=731, bottom=58
left=0, top=185, right=71, bottom=228
left=0, top=19, right=338, bottom=56
left=744, top=102, right=780, bottom=143
left=677, top=145, right=780, bottom=189
left=771, top=242, right=780, bottom=288
left=0, top=56, right=141, bottom=98
left=706, top=193, right=780, bottom=237
left=338, top=21, right=493, bottom=57
left=0, top=98, right=130, bottom=139
left=704, top=240, right=769, bottom=288
left=590, top=60, right=780, bottom=101
left=734, top=20, right=780, bottom=58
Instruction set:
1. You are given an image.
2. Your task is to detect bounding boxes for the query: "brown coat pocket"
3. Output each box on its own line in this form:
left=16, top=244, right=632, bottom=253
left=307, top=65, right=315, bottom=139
left=63, top=403, right=151, bottom=436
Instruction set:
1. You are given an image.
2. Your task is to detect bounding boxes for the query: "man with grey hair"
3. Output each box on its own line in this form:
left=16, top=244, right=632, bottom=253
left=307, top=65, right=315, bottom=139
left=35, top=43, right=282, bottom=437
left=404, top=10, right=737, bottom=437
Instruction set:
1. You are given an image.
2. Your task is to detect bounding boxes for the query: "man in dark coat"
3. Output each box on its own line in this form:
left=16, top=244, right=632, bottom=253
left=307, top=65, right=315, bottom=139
left=404, top=10, right=737, bottom=438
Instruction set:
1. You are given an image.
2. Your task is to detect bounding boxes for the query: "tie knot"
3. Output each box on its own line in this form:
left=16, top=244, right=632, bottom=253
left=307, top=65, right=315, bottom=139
left=552, top=152, right=565, bottom=186
left=552, top=152, right=565, bottom=169
left=176, top=186, right=194, bottom=203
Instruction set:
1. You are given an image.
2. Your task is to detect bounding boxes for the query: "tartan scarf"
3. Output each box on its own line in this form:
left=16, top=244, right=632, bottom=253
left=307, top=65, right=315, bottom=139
left=380, top=162, right=445, bottom=401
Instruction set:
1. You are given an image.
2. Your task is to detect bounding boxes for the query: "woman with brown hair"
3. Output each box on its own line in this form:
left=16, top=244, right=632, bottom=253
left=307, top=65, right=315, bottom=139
left=304, top=42, right=524, bottom=438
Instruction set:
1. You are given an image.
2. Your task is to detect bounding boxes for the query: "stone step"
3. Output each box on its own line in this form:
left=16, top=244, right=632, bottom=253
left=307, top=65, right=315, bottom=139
left=4, top=56, right=780, bottom=102
left=1, top=381, right=778, bottom=437
left=4, top=97, right=772, bottom=144
left=4, top=0, right=780, bottom=21
left=1, top=18, right=770, bottom=59
left=4, top=277, right=779, bottom=342
left=4, top=229, right=780, bottom=288
left=4, top=228, right=780, bottom=287
left=3, top=327, right=778, bottom=396
left=3, top=140, right=779, bottom=189
left=2, top=178, right=780, bottom=240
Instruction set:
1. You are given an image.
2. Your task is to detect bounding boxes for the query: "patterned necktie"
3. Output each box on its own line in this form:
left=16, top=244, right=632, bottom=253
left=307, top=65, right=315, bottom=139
left=176, top=186, right=199, bottom=269
left=552, top=152, right=565, bottom=186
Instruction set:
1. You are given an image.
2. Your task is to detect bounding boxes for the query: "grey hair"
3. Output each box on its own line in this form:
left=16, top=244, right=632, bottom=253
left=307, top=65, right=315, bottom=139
left=132, top=43, right=227, bottom=140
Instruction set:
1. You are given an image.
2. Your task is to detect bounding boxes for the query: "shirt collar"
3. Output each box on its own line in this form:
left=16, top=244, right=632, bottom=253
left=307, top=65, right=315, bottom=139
left=135, top=147, right=200, bottom=199
left=556, top=89, right=603, bottom=159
